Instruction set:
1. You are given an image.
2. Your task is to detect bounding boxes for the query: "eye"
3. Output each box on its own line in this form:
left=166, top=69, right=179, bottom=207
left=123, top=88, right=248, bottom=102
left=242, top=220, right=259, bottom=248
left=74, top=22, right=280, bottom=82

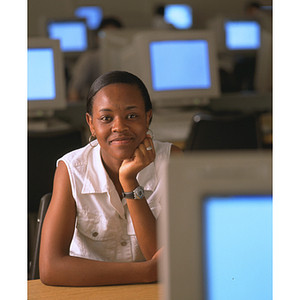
left=100, top=116, right=112, bottom=122
left=127, top=113, right=138, bottom=119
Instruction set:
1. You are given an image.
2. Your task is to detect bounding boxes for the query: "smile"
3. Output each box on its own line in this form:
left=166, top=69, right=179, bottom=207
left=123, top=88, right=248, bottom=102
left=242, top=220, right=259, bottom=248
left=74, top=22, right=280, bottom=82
left=109, top=137, right=133, bottom=145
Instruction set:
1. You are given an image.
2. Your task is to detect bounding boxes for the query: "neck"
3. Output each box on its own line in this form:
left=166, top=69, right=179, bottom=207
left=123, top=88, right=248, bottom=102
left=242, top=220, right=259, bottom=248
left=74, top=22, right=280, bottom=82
left=101, top=154, right=121, bottom=181
left=100, top=151, right=124, bottom=198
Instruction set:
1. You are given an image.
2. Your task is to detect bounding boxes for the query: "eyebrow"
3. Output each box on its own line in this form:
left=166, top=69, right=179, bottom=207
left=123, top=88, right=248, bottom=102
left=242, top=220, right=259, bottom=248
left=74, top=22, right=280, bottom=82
left=99, top=106, right=139, bottom=112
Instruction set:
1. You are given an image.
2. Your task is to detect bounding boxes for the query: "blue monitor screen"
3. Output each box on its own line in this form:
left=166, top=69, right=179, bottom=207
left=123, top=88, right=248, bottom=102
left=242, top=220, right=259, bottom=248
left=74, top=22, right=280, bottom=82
left=164, top=4, right=193, bottom=29
left=224, top=20, right=261, bottom=50
left=74, top=6, right=103, bottom=30
left=202, top=195, right=272, bottom=300
left=48, top=21, right=88, bottom=52
left=149, top=40, right=211, bottom=91
left=27, top=48, right=56, bottom=100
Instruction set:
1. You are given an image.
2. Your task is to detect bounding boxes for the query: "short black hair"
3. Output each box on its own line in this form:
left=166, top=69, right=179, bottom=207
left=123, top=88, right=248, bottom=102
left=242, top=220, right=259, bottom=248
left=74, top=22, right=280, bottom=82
left=245, top=1, right=261, bottom=10
left=86, top=71, right=153, bottom=123
left=155, top=5, right=165, bottom=16
left=97, top=17, right=123, bottom=31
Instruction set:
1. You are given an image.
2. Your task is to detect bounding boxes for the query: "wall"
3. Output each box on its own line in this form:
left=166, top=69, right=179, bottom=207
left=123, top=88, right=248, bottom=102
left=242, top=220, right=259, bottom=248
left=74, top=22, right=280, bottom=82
left=28, top=0, right=272, bottom=36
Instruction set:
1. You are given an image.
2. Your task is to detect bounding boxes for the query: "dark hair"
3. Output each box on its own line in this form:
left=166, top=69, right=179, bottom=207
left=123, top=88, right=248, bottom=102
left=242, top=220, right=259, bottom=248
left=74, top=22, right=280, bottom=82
left=86, top=71, right=153, bottom=123
left=155, top=5, right=165, bottom=16
left=97, top=17, right=123, bottom=31
left=245, top=1, right=261, bottom=10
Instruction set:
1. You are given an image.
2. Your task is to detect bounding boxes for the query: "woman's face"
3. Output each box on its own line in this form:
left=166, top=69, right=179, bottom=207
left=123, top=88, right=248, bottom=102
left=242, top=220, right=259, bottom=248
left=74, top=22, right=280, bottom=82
left=87, top=83, right=152, bottom=164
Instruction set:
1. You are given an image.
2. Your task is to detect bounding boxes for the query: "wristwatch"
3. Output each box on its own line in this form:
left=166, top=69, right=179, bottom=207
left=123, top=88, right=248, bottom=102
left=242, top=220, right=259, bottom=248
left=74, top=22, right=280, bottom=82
left=122, top=186, right=145, bottom=200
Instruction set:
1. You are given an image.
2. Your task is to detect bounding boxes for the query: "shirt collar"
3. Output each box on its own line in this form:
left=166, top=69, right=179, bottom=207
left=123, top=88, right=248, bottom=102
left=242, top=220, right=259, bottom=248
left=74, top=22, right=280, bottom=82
left=81, top=144, right=109, bottom=194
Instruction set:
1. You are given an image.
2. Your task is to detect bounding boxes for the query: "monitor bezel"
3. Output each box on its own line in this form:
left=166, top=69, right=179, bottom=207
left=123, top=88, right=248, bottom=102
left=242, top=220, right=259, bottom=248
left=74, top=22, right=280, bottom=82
left=27, top=37, right=67, bottom=117
left=130, top=30, right=221, bottom=106
left=158, top=151, right=272, bottom=300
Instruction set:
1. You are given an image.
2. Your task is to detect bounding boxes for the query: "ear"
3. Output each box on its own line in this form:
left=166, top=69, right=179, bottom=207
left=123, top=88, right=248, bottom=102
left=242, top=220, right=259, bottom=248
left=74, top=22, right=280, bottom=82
left=146, top=109, right=153, bottom=127
left=86, top=113, right=95, bottom=135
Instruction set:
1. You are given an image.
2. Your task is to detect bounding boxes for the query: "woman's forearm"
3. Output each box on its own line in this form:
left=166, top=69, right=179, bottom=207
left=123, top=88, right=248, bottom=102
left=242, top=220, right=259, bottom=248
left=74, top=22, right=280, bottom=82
left=39, top=254, right=157, bottom=287
left=126, top=197, right=157, bottom=260
left=121, top=178, right=157, bottom=260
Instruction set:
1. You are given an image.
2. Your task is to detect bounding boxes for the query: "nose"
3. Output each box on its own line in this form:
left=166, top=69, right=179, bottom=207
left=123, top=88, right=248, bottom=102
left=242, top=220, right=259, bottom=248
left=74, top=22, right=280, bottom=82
left=112, top=116, right=128, bottom=133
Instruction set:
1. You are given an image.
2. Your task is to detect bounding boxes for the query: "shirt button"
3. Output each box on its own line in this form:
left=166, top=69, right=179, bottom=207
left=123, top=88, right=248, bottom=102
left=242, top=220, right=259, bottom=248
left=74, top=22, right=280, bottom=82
left=121, top=241, right=127, bottom=246
left=92, top=231, right=98, bottom=237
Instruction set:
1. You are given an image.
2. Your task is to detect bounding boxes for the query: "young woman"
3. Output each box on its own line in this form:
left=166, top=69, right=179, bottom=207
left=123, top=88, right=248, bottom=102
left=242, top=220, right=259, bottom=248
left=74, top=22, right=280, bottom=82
left=39, top=71, right=182, bottom=286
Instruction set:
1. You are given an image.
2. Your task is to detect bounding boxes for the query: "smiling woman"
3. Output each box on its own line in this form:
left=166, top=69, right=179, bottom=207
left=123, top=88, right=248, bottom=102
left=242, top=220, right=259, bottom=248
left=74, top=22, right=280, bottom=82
left=39, top=71, right=182, bottom=287
left=86, top=83, right=152, bottom=164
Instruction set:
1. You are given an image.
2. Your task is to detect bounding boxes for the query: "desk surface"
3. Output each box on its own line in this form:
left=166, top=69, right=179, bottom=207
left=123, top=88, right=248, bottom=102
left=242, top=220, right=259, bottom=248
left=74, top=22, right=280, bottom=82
left=28, top=280, right=159, bottom=300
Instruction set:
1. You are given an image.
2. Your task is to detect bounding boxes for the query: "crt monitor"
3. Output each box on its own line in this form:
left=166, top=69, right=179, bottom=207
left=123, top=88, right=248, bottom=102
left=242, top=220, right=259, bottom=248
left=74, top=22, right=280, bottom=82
left=120, top=30, right=220, bottom=108
left=27, top=37, right=67, bottom=118
left=159, top=151, right=272, bottom=300
left=74, top=6, right=103, bottom=30
left=47, top=18, right=89, bottom=53
left=164, top=4, right=193, bottom=29
left=224, top=19, right=261, bottom=50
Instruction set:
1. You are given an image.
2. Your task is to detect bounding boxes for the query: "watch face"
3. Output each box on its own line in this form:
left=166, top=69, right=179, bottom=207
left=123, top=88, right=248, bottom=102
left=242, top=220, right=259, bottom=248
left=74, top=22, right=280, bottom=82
left=135, top=186, right=144, bottom=199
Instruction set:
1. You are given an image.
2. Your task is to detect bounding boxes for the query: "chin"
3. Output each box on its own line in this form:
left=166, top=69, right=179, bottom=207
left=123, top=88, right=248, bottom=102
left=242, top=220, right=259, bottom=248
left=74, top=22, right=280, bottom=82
left=108, top=147, right=136, bottom=162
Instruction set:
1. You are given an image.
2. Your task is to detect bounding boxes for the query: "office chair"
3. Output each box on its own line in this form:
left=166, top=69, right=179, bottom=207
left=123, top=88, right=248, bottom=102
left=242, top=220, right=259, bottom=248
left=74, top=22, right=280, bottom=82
left=28, top=128, right=84, bottom=213
left=184, top=112, right=263, bottom=151
left=28, top=193, right=52, bottom=280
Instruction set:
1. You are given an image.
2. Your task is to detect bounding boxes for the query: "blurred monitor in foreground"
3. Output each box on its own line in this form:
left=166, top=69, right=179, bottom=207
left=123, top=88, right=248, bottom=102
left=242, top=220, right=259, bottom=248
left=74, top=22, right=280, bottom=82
left=159, top=151, right=272, bottom=300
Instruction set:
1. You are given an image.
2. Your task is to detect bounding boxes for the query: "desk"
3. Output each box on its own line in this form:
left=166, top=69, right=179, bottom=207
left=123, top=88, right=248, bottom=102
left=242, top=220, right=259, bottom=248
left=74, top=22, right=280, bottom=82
left=28, top=280, right=159, bottom=300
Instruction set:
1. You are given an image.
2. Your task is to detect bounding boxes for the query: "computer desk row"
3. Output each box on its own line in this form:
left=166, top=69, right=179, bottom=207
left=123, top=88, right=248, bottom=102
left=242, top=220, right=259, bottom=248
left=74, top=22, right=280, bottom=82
left=28, top=279, right=159, bottom=300
left=53, top=94, right=272, bottom=150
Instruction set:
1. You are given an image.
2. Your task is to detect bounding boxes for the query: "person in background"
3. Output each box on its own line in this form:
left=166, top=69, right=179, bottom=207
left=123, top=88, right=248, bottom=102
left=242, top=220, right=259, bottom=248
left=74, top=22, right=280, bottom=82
left=68, top=17, right=123, bottom=102
left=245, top=1, right=272, bottom=33
left=39, top=71, right=182, bottom=286
left=151, top=4, right=175, bottom=30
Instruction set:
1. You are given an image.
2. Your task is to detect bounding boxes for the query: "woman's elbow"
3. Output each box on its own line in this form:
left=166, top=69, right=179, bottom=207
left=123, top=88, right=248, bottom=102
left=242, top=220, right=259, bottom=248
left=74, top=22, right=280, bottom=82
left=39, top=255, right=64, bottom=286
left=39, top=259, right=56, bottom=285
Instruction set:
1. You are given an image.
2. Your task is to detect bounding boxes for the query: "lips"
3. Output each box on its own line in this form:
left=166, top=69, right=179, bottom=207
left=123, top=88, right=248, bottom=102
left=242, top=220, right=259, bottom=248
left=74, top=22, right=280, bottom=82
left=109, top=136, right=134, bottom=145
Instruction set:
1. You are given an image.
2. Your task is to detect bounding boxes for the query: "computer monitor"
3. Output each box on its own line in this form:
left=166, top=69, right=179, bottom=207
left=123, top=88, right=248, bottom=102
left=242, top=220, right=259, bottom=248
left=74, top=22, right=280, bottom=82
left=224, top=19, right=261, bottom=50
left=120, top=30, right=220, bottom=108
left=164, top=4, right=193, bottom=29
left=206, top=16, right=261, bottom=54
left=47, top=18, right=89, bottom=54
left=159, top=151, right=272, bottom=300
left=74, top=6, right=103, bottom=30
left=27, top=38, right=67, bottom=119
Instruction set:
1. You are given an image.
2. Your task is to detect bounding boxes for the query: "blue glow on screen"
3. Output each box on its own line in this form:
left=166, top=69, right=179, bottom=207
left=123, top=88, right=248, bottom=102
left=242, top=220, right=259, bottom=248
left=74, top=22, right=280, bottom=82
left=164, top=4, right=193, bottom=29
left=75, top=6, right=103, bottom=30
left=48, top=21, right=88, bottom=52
left=27, top=48, right=56, bottom=100
left=149, top=40, right=211, bottom=91
left=225, top=20, right=261, bottom=50
left=202, top=195, right=272, bottom=300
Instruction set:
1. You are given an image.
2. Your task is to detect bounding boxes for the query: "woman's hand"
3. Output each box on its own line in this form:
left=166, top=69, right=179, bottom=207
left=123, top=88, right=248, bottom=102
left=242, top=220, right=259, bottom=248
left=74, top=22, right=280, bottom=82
left=119, top=134, right=155, bottom=188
